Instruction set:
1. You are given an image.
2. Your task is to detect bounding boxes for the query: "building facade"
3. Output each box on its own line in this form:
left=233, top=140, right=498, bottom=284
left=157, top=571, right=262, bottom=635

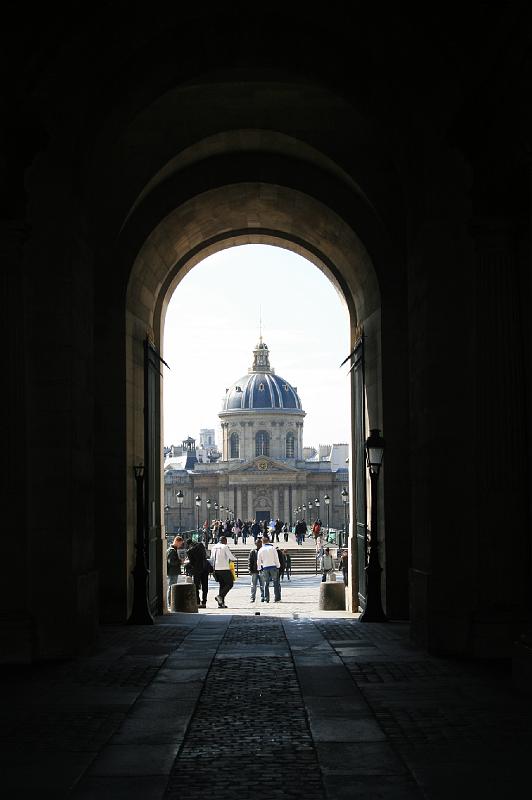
left=164, top=340, right=349, bottom=532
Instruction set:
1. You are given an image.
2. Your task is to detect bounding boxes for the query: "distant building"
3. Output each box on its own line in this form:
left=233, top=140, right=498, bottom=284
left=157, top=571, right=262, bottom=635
left=163, top=338, right=348, bottom=532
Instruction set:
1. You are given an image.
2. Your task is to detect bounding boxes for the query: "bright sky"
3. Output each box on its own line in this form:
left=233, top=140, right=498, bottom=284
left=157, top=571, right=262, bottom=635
left=162, top=244, right=351, bottom=450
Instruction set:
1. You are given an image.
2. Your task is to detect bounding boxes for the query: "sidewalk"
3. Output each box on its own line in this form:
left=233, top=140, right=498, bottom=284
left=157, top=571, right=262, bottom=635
left=1, top=579, right=530, bottom=798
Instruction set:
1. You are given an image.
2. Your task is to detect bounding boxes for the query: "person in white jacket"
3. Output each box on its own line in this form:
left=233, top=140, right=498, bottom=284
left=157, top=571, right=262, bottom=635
left=210, top=536, right=235, bottom=608
left=320, top=547, right=336, bottom=582
left=257, top=534, right=281, bottom=602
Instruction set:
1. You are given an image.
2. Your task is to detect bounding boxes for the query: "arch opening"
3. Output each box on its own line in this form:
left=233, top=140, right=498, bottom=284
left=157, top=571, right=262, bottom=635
left=123, top=182, right=383, bottom=618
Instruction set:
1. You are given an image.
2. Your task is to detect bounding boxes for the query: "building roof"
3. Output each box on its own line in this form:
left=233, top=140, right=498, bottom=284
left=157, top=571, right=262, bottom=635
left=221, top=339, right=303, bottom=412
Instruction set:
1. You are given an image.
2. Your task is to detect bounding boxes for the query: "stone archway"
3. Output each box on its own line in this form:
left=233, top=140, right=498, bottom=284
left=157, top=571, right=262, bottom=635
left=123, top=182, right=384, bottom=617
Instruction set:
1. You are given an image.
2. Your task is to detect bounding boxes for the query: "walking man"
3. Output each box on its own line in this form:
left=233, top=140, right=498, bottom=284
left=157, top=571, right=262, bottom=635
left=186, top=538, right=210, bottom=608
left=166, top=535, right=184, bottom=610
left=295, top=518, right=307, bottom=546
left=284, top=550, right=292, bottom=581
left=210, top=535, right=235, bottom=608
left=257, top=534, right=281, bottom=602
left=251, top=519, right=261, bottom=542
left=249, top=538, right=265, bottom=602
left=338, top=549, right=348, bottom=586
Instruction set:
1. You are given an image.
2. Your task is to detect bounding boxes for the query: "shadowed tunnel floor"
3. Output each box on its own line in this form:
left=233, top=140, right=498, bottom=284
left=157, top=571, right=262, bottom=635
left=1, top=610, right=530, bottom=799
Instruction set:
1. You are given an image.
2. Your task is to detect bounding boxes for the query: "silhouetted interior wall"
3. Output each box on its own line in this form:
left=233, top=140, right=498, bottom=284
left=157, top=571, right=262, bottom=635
left=1, top=5, right=530, bottom=662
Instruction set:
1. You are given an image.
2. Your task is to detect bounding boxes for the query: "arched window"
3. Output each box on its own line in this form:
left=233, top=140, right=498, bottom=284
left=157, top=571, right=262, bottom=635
left=286, top=432, right=295, bottom=458
left=255, top=430, right=270, bottom=457
left=230, top=432, right=240, bottom=459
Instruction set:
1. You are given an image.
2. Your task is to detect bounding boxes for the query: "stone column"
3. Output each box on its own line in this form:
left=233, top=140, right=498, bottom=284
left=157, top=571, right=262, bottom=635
left=273, top=487, right=279, bottom=519
left=284, top=487, right=290, bottom=523
left=236, top=487, right=242, bottom=521
left=247, top=486, right=254, bottom=520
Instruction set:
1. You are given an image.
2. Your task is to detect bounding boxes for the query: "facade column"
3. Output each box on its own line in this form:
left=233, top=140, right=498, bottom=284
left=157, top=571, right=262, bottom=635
left=236, top=487, right=242, bottom=520
left=283, top=487, right=290, bottom=523
left=273, top=487, right=279, bottom=519
left=247, top=486, right=254, bottom=520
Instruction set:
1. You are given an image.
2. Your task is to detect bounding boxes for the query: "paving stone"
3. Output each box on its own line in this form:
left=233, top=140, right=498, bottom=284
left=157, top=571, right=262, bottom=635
left=323, top=774, right=425, bottom=799
left=316, top=741, right=409, bottom=776
left=88, top=743, right=181, bottom=776
left=71, top=775, right=168, bottom=799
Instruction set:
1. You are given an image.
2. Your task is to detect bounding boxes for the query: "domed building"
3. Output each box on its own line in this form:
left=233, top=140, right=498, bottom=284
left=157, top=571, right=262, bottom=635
left=220, top=337, right=305, bottom=462
left=164, top=340, right=349, bottom=531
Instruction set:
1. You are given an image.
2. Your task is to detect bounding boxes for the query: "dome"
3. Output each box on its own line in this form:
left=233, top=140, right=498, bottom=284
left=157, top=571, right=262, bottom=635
left=222, top=371, right=302, bottom=412
left=221, top=338, right=303, bottom=412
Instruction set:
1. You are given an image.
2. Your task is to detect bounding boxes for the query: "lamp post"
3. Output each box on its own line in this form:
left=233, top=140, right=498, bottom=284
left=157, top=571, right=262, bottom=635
left=206, top=499, right=212, bottom=545
left=341, top=488, right=349, bottom=548
left=195, top=495, right=201, bottom=540
left=213, top=502, right=219, bottom=545
left=128, top=464, right=154, bottom=625
left=360, top=428, right=387, bottom=623
left=175, top=490, right=183, bottom=533
left=164, top=504, right=170, bottom=536
left=302, top=502, right=306, bottom=523
left=308, top=499, right=313, bottom=525
left=324, top=494, right=330, bottom=538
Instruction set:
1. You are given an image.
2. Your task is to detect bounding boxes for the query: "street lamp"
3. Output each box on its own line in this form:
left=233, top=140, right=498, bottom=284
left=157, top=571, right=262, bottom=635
left=175, top=490, right=183, bottom=533
left=360, top=428, right=386, bottom=623
left=128, top=464, right=154, bottom=625
left=164, top=504, right=170, bottom=535
left=324, top=494, right=330, bottom=537
left=308, top=499, right=313, bottom=523
left=302, top=502, right=306, bottom=522
left=206, top=499, right=212, bottom=544
left=195, top=495, right=201, bottom=538
left=341, top=488, right=349, bottom=548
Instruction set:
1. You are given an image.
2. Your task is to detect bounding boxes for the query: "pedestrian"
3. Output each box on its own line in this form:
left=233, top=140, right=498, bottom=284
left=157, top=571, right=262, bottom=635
left=278, top=547, right=286, bottom=581
left=282, top=522, right=289, bottom=542
left=274, top=518, right=282, bottom=543
left=186, top=538, right=210, bottom=607
left=312, top=519, right=322, bottom=541
left=249, top=538, right=265, bottom=602
left=210, top=535, right=235, bottom=608
left=338, top=549, right=348, bottom=586
left=320, top=547, right=335, bottom=582
left=242, top=520, right=250, bottom=543
left=284, top=550, right=292, bottom=581
left=232, top=521, right=240, bottom=545
left=257, top=534, right=281, bottom=602
left=166, top=535, right=184, bottom=609
left=251, top=520, right=261, bottom=541
left=295, top=518, right=307, bottom=546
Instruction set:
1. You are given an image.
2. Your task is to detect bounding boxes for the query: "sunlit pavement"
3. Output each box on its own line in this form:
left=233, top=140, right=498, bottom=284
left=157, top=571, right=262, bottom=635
left=181, top=573, right=356, bottom=618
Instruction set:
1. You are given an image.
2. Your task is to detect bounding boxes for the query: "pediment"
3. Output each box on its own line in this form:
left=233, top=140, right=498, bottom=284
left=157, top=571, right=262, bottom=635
left=231, top=457, right=299, bottom=475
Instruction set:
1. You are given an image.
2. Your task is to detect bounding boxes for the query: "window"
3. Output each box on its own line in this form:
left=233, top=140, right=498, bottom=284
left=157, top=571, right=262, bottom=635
left=286, top=432, right=295, bottom=458
left=258, top=382, right=265, bottom=391
left=230, top=432, right=240, bottom=458
left=255, top=430, right=270, bottom=457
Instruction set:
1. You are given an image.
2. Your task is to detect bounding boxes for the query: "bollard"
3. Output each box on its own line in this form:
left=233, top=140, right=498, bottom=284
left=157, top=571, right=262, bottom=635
left=170, top=581, right=198, bottom=613
left=318, top=582, right=346, bottom=611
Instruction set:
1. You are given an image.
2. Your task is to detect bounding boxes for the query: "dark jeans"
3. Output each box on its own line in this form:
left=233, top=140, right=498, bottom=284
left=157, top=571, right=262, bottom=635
left=194, top=570, right=209, bottom=603
left=216, top=570, right=233, bottom=600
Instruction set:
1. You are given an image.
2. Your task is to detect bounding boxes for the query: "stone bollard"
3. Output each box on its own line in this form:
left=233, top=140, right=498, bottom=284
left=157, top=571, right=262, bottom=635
left=170, top=581, right=198, bottom=613
left=318, top=581, right=346, bottom=611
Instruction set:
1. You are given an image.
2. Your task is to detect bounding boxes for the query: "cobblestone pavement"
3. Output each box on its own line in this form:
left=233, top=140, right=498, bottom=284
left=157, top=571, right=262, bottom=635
left=164, top=617, right=325, bottom=800
left=1, top=600, right=531, bottom=799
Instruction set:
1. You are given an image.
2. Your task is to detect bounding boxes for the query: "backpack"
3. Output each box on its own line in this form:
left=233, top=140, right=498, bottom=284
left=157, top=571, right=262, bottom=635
left=248, top=549, right=258, bottom=573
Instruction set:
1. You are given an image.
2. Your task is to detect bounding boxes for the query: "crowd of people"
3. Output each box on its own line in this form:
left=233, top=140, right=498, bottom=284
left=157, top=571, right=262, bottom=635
left=199, top=516, right=293, bottom=546
left=166, top=515, right=349, bottom=611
